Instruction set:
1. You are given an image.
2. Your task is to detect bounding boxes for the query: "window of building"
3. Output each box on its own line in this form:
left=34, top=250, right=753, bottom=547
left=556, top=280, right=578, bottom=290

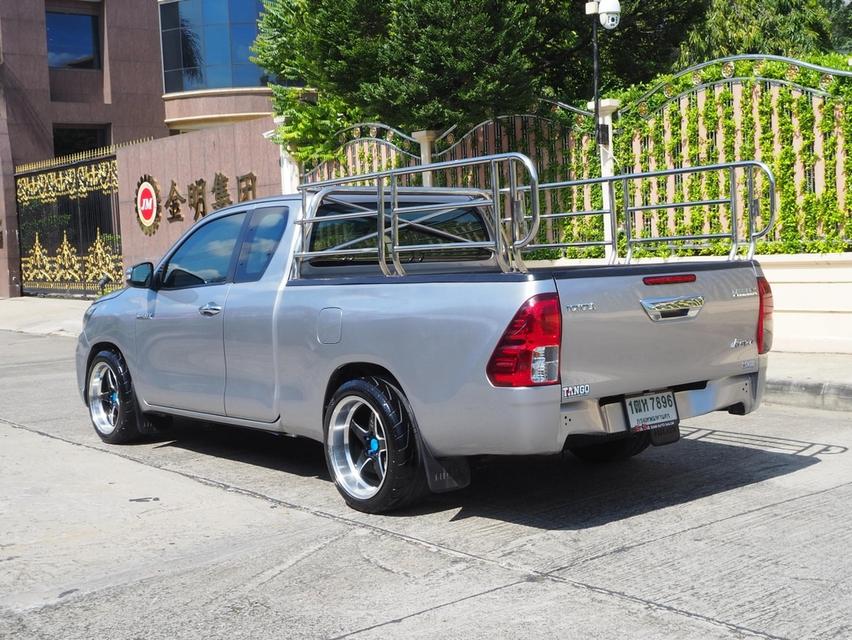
left=160, top=0, right=271, bottom=93
left=53, top=126, right=108, bottom=157
left=46, top=12, right=100, bottom=69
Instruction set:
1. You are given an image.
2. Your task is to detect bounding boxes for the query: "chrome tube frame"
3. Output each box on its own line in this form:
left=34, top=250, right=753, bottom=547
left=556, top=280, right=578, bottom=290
left=516, top=159, right=776, bottom=264
left=294, top=154, right=776, bottom=278
left=295, top=153, right=541, bottom=276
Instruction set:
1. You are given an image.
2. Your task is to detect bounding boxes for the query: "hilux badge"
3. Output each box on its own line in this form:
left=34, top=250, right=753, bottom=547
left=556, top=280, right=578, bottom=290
left=732, top=287, right=758, bottom=298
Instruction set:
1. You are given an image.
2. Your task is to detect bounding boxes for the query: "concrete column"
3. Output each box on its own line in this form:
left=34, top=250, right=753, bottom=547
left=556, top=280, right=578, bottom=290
left=587, top=98, right=620, bottom=261
left=264, top=116, right=301, bottom=194
left=411, top=129, right=440, bottom=187
left=279, top=147, right=300, bottom=194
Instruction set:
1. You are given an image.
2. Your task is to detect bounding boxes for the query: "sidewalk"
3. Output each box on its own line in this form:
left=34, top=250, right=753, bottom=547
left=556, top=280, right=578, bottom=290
left=0, top=296, right=89, bottom=337
left=765, top=352, right=852, bottom=413
left=1, top=296, right=850, bottom=413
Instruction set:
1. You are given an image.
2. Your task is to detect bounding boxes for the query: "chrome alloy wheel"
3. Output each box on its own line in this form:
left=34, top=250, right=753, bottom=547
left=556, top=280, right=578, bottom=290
left=88, top=361, right=121, bottom=435
left=327, top=395, right=389, bottom=500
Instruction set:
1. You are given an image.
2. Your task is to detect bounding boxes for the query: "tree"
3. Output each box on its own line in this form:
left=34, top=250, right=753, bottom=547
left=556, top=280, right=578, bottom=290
left=678, top=0, right=834, bottom=65
left=359, top=0, right=541, bottom=130
left=824, top=0, right=852, bottom=52
left=527, top=0, right=706, bottom=104
left=254, top=0, right=842, bottom=163
left=256, top=0, right=541, bottom=133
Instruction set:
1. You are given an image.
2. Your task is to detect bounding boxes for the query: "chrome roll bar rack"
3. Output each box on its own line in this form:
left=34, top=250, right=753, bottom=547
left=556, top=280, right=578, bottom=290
left=294, top=153, right=776, bottom=278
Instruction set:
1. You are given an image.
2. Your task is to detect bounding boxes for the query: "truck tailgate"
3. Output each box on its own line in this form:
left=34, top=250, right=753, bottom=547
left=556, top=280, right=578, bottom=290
left=553, top=262, right=761, bottom=401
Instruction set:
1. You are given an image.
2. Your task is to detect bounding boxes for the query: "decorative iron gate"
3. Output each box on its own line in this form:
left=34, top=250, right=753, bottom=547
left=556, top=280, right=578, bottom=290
left=15, top=148, right=125, bottom=297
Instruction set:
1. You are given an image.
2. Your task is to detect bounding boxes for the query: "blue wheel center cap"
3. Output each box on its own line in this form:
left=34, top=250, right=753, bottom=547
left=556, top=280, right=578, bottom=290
left=111, top=393, right=118, bottom=404
left=369, top=438, right=379, bottom=453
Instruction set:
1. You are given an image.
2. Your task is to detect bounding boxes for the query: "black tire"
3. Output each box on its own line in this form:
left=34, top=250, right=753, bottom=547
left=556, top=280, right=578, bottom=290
left=85, top=349, right=142, bottom=444
left=323, top=376, right=426, bottom=513
left=567, top=432, right=651, bottom=463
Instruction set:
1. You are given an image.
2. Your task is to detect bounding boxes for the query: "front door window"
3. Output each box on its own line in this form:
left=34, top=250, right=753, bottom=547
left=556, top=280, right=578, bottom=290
left=161, top=212, right=246, bottom=288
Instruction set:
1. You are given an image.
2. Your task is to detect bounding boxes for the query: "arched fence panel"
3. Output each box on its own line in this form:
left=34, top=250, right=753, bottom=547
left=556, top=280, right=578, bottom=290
left=303, top=114, right=601, bottom=252
left=430, top=115, right=597, bottom=249
left=301, top=123, right=422, bottom=185
left=613, top=55, right=851, bottom=256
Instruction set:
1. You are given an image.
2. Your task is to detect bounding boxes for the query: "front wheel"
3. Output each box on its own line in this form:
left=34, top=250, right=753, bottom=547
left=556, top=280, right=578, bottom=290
left=324, top=377, right=425, bottom=513
left=566, top=432, right=651, bottom=463
left=86, top=349, right=141, bottom=444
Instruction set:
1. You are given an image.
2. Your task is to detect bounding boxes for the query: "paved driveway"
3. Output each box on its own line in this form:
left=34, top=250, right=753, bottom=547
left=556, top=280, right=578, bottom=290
left=1, top=331, right=851, bottom=639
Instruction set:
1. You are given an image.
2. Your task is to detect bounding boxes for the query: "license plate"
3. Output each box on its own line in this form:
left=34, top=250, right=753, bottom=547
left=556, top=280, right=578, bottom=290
left=625, top=391, right=679, bottom=432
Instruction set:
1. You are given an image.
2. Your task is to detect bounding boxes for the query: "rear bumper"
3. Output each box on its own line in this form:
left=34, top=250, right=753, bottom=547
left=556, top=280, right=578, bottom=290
left=594, top=370, right=763, bottom=436
left=423, top=360, right=766, bottom=457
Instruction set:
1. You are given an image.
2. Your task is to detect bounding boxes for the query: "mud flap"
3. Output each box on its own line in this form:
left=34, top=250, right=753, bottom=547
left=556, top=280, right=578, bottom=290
left=382, top=378, right=471, bottom=493
left=650, top=423, right=681, bottom=446
left=422, top=453, right=471, bottom=493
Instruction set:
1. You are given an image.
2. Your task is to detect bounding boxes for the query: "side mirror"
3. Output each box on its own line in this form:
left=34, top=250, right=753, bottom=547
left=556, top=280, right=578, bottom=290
left=126, top=262, right=154, bottom=288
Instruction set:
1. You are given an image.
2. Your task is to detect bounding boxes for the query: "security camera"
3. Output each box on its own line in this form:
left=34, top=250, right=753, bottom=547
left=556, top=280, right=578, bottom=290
left=599, top=0, right=621, bottom=29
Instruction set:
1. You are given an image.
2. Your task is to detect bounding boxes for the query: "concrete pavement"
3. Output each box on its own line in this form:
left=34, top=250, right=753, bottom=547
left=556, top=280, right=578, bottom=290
left=0, top=297, right=88, bottom=337
left=1, top=295, right=849, bottom=411
left=1, top=331, right=851, bottom=639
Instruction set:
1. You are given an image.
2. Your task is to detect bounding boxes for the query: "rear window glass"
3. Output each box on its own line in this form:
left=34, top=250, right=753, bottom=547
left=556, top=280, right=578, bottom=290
left=308, top=201, right=491, bottom=266
left=235, top=206, right=288, bottom=282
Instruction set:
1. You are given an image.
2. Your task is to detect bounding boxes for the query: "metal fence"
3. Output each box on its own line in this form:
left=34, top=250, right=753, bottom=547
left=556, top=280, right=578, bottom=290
left=614, top=54, right=851, bottom=254
left=302, top=54, right=851, bottom=257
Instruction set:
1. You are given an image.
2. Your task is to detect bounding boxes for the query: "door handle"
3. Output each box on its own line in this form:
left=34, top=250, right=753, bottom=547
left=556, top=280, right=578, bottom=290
left=640, top=295, right=704, bottom=322
left=198, top=302, right=222, bottom=316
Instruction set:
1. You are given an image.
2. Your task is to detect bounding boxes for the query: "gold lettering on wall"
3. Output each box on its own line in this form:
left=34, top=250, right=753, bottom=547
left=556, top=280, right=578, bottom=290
left=133, top=171, right=259, bottom=234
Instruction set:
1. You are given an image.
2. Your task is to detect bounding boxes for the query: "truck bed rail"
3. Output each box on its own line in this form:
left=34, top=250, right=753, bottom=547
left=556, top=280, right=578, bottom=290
left=295, top=153, right=776, bottom=277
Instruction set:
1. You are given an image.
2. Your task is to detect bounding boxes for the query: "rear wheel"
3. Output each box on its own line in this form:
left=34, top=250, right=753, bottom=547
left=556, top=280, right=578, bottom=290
left=324, top=377, right=425, bottom=513
left=567, top=432, right=651, bottom=463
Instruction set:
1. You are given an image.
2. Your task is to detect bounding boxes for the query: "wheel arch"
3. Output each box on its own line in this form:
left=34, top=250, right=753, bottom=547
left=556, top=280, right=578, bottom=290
left=323, top=362, right=404, bottom=414
left=322, top=362, right=471, bottom=494
left=84, top=342, right=124, bottom=403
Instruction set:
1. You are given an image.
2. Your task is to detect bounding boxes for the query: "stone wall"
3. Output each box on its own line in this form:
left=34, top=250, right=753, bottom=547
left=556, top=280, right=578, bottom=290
left=116, top=116, right=282, bottom=268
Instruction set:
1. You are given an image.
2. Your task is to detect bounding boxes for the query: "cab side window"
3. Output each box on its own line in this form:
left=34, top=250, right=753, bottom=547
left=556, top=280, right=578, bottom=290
left=234, top=206, right=289, bottom=283
left=161, top=212, right=246, bottom=289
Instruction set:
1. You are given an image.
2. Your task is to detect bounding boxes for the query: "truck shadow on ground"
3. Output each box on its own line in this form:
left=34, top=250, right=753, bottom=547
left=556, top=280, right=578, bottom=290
left=156, top=421, right=845, bottom=531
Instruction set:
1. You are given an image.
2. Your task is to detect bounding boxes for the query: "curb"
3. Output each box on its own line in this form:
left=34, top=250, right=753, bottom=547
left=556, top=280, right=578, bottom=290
left=765, top=379, right=852, bottom=413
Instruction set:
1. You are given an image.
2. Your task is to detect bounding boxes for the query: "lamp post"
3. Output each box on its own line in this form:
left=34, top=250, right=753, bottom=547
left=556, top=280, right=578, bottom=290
left=585, top=0, right=621, bottom=261
left=585, top=0, right=621, bottom=144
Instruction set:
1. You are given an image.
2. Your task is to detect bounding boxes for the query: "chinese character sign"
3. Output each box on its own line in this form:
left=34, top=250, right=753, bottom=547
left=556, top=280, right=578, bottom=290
left=188, top=178, right=207, bottom=221
left=133, top=171, right=259, bottom=234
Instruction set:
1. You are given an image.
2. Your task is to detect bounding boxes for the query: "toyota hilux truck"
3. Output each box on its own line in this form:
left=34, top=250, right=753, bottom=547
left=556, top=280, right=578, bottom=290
left=76, top=153, right=775, bottom=513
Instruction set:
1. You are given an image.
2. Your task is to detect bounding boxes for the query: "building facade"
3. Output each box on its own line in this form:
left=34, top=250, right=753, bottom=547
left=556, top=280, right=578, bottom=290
left=158, top=0, right=275, bottom=132
left=0, top=0, right=275, bottom=297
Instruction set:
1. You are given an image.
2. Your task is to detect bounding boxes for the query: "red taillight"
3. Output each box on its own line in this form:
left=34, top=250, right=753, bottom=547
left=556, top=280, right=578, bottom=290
left=643, top=274, right=697, bottom=285
left=486, top=293, right=561, bottom=387
left=756, top=276, right=773, bottom=354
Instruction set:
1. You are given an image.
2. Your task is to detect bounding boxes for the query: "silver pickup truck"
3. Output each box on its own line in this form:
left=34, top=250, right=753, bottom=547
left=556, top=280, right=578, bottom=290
left=76, top=153, right=775, bottom=513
